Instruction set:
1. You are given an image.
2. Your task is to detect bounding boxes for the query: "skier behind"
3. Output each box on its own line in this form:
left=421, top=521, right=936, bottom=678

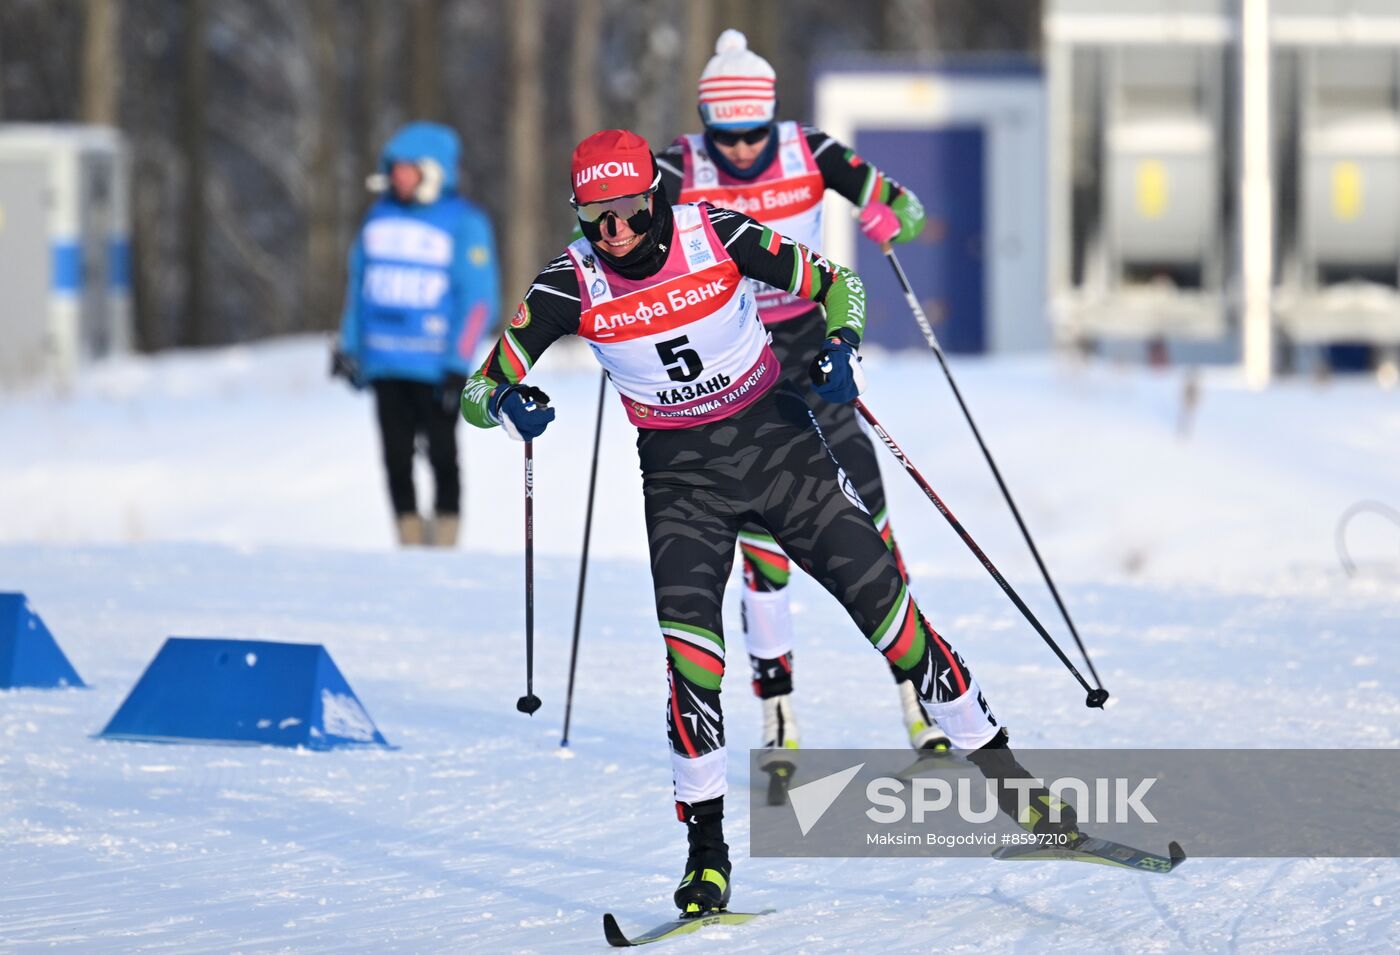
left=656, top=29, right=946, bottom=763
left=459, top=129, right=1077, bottom=916
left=333, top=122, right=499, bottom=548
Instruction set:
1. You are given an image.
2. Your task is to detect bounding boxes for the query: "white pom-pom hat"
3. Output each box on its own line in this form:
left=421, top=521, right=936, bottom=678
left=697, top=29, right=776, bottom=129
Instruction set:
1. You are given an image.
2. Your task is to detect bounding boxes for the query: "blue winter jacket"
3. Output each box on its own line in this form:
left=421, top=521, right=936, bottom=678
left=339, top=123, right=499, bottom=384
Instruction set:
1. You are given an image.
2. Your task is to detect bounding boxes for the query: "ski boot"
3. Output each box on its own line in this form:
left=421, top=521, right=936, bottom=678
left=430, top=512, right=460, bottom=548
left=394, top=513, right=425, bottom=547
left=898, top=678, right=951, bottom=752
left=968, top=729, right=1083, bottom=845
left=674, top=797, right=732, bottom=917
left=758, top=694, right=799, bottom=805
left=751, top=653, right=799, bottom=805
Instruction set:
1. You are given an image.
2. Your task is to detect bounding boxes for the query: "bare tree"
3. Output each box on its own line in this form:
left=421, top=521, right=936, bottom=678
left=80, top=0, right=121, bottom=125
left=307, top=0, right=342, bottom=331
left=883, top=0, right=937, bottom=54
left=677, top=0, right=715, bottom=131
left=410, top=0, right=442, bottom=121
left=571, top=0, right=603, bottom=145
left=180, top=0, right=209, bottom=346
left=506, top=0, right=543, bottom=302
left=634, top=0, right=681, bottom=144
left=716, top=0, right=755, bottom=41
left=920, top=0, right=1042, bottom=53
left=752, top=1, right=786, bottom=99
left=361, top=0, right=390, bottom=178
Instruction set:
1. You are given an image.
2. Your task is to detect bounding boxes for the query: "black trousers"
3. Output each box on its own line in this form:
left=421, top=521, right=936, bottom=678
left=738, top=312, right=905, bottom=594
left=372, top=379, right=460, bottom=517
left=736, top=311, right=909, bottom=696
left=757, top=311, right=891, bottom=521
left=637, top=382, right=987, bottom=804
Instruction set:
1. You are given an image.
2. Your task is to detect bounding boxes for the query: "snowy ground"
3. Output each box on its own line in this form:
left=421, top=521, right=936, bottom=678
left=1, top=336, right=1398, bottom=952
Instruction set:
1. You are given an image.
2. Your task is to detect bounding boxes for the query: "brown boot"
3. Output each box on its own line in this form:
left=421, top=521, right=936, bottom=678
left=432, top=513, right=460, bottom=548
left=395, top=513, right=425, bottom=547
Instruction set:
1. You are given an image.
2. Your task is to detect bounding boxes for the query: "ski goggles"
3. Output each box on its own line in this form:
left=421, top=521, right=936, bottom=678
left=708, top=124, right=773, bottom=147
left=571, top=188, right=654, bottom=225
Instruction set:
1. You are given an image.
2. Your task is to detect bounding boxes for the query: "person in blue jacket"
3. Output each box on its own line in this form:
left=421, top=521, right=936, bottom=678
left=334, top=122, right=499, bottom=547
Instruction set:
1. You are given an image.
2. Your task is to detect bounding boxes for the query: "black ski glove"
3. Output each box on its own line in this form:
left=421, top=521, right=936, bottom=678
left=330, top=346, right=364, bottom=390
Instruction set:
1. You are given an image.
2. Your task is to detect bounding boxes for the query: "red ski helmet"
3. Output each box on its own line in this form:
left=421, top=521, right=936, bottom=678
left=571, top=129, right=658, bottom=204
left=570, top=129, right=661, bottom=244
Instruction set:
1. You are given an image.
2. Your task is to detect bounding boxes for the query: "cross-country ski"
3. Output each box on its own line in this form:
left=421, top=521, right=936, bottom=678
left=602, top=909, right=777, bottom=947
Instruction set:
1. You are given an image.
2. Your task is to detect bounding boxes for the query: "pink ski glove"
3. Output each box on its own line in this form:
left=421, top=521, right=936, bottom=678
left=859, top=201, right=900, bottom=245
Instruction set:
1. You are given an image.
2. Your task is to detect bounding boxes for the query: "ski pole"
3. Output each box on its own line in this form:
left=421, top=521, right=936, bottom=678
left=880, top=242, right=1105, bottom=692
left=854, top=398, right=1108, bottom=709
left=560, top=371, right=607, bottom=745
left=517, top=439, right=542, bottom=715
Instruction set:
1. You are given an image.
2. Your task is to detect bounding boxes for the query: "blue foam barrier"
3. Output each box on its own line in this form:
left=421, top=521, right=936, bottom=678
left=98, top=637, right=391, bottom=750
left=0, top=592, right=85, bottom=689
